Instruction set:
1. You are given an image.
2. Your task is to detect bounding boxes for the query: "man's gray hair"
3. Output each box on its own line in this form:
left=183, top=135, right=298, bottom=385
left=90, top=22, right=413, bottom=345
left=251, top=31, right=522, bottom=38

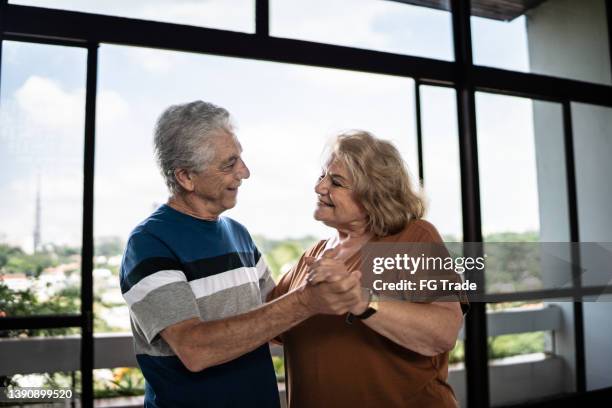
left=154, top=100, right=233, bottom=195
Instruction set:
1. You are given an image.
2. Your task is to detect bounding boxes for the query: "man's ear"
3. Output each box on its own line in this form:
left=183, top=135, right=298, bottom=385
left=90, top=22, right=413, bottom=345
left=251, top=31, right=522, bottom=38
left=174, top=169, right=195, bottom=192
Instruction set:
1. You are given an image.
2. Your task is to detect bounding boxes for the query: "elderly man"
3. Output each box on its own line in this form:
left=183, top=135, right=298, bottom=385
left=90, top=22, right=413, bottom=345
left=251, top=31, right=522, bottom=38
left=120, top=101, right=362, bottom=407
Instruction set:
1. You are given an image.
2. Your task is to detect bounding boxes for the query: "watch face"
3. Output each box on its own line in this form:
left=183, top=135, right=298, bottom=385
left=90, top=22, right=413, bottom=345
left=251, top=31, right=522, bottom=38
left=371, top=292, right=380, bottom=308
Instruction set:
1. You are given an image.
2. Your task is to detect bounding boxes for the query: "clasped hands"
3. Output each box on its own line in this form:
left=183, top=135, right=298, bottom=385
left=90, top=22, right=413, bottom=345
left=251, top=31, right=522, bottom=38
left=297, top=245, right=368, bottom=316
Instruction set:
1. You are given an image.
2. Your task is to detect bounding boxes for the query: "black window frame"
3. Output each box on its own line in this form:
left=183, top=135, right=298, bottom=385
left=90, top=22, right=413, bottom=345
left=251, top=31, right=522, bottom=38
left=1, top=0, right=611, bottom=406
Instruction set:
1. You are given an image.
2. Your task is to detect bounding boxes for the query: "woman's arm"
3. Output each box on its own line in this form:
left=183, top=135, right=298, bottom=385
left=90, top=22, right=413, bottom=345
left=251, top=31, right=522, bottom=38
left=307, top=237, right=464, bottom=356
left=354, top=298, right=463, bottom=356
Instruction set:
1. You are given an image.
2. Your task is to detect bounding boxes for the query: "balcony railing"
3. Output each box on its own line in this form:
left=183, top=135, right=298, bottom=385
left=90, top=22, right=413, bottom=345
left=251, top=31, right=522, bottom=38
left=0, top=305, right=567, bottom=407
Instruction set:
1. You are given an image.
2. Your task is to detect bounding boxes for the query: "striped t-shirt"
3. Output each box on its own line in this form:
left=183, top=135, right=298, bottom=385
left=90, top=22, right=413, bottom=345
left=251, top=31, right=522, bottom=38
left=120, top=204, right=279, bottom=407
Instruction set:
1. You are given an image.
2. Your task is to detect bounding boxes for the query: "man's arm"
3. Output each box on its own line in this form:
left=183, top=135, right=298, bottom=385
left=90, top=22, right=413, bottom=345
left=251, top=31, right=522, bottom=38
left=161, top=270, right=362, bottom=372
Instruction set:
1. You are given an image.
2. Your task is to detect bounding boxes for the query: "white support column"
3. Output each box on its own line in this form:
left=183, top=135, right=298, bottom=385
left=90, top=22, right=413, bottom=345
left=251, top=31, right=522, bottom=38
left=527, top=0, right=612, bottom=392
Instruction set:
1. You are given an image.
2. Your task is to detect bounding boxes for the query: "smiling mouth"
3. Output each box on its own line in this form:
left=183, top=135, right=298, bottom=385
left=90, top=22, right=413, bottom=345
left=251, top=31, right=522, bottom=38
left=318, top=199, right=335, bottom=207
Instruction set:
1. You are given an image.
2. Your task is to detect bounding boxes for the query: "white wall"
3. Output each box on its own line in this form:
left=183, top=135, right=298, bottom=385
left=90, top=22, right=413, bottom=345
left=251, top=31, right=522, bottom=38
left=527, top=0, right=612, bottom=392
left=527, top=0, right=611, bottom=85
left=571, top=102, right=612, bottom=391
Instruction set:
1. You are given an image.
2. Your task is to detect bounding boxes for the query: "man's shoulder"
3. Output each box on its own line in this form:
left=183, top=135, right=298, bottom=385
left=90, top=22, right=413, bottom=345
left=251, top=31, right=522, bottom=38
left=122, top=208, right=177, bottom=266
left=220, top=217, right=253, bottom=239
left=120, top=212, right=182, bottom=291
left=126, top=206, right=179, bottom=243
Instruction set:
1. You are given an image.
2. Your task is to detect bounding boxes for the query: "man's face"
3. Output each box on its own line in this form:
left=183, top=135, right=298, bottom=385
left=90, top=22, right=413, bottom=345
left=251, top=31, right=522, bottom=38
left=190, top=131, right=250, bottom=217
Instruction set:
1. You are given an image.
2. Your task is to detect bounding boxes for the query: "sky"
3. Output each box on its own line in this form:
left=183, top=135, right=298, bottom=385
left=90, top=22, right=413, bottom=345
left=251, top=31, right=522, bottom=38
left=1, top=0, right=541, bottom=252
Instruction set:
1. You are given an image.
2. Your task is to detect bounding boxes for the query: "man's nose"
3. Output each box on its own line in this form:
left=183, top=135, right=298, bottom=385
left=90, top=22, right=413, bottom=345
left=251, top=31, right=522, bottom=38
left=237, top=158, right=250, bottom=179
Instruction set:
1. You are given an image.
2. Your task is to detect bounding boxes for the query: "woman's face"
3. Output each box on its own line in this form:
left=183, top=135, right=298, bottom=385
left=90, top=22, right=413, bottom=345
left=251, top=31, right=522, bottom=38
left=314, top=158, right=368, bottom=231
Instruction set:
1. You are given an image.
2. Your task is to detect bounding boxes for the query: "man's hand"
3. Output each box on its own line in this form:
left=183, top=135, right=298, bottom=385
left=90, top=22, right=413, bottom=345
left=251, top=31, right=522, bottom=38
left=296, top=269, right=363, bottom=315
left=295, top=245, right=365, bottom=315
left=305, top=245, right=347, bottom=284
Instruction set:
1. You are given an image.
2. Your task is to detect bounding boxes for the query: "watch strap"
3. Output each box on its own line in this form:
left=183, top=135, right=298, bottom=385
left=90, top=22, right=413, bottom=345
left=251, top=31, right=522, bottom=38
left=345, top=289, right=378, bottom=324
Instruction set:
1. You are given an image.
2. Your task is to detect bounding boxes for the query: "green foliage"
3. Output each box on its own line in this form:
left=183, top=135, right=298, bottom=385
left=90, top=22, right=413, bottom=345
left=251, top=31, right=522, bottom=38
left=485, top=231, right=539, bottom=243
left=485, top=249, right=541, bottom=292
left=449, top=331, right=546, bottom=365
left=253, top=235, right=318, bottom=280
left=0, top=244, right=22, bottom=269
left=253, top=235, right=319, bottom=254
left=0, top=243, right=81, bottom=336
left=449, top=341, right=465, bottom=364
left=272, top=356, right=285, bottom=381
left=488, top=332, right=545, bottom=359
left=51, top=244, right=81, bottom=258
left=94, top=368, right=145, bottom=398
left=0, top=280, right=80, bottom=337
left=0, top=280, right=38, bottom=317
left=95, top=237, right=125, bottom=257
left=4, top=252, right=55, bottom=278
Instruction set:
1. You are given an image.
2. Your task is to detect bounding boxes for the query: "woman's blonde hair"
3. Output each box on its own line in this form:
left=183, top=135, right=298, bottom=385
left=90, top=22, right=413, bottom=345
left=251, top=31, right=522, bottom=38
left=328, top=130, right=425, bottom=237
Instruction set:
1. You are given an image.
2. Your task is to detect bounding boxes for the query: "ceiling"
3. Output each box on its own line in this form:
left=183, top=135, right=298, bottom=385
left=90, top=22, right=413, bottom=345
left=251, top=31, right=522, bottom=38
left=391, top=0, right=548, bottom=21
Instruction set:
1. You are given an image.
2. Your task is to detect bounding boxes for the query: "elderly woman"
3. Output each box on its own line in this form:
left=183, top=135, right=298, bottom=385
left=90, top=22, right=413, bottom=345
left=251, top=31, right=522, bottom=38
left=268, top=131, right=466, bottom=407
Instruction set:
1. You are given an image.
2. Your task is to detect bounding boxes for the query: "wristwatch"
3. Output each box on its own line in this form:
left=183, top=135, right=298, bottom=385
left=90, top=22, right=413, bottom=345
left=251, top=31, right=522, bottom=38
left=345, top=288, right=379, bottom=325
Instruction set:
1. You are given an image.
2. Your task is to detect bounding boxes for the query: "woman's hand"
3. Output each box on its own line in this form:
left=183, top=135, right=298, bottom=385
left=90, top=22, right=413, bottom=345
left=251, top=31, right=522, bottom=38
left=296, top=270, right=363, bottom=316
left=305, top=245, right=350, bottom=284
left=304, top=245, right=369, bottom=315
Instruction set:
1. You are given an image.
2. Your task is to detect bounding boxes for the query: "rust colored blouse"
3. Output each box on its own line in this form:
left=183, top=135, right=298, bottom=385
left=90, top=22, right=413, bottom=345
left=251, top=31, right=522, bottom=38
left=268, top=220, right=463, bottom=408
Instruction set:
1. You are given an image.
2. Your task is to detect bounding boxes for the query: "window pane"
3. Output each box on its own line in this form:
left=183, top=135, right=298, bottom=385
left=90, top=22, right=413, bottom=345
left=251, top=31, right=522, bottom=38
left=472, top=0, right=611, bottom=85
left=476, top=93, right=575, bottom=294
left=10, top=0, right=255, bottom=33
left=486, top=301, right=577, bottom=404
left=0, top=41, right=85, bottom=317
left=419, top=84, right=465, bottom=405
left=420, top=85, right=462, bottom=241
left=477, top=93, right=541, bottom=239
left=271, top=0, right=454, bottom=60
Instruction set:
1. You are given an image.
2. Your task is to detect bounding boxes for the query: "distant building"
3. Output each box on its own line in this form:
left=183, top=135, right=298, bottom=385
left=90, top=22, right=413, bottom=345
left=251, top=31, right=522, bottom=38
left=1, top=273, right=31, bottom=292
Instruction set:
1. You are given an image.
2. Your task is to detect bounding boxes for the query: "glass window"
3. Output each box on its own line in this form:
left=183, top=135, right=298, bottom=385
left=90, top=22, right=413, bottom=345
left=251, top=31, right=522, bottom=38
left=0, top=41, right=86, bottom=317
left=419, top=84, right=465, bottom=405
left=475, top=93, right=575, bottom=295
left=271, top=0, right=454, bottom=60
left=420, top=85, right=462, bottom=241
left=10, top=0, right=255, bottom=33
left=476, top=92, right=541, bottom=239
left=471, top=0, right=611, bottom=85
left=486, top=300, right=576, bottom=404
left=477, top=93, right=582, bottom=402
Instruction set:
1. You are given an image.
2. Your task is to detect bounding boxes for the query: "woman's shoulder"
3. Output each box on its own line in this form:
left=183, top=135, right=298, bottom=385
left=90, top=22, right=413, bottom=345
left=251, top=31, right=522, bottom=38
left=306, top=239, right=329, bottom=257
left=288, top=239, right=328, bottom=275
left=390, top=219, right=444, bottom=243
